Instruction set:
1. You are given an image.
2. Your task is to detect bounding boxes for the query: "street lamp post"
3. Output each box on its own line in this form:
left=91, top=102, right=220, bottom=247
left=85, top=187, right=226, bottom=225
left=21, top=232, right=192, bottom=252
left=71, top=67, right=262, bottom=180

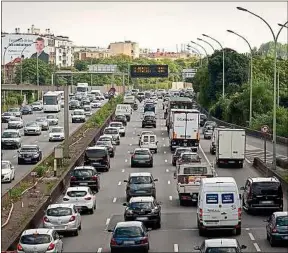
left=197, top=38, right=215, bottom=52
left=187, top=44, right=203, bottom=66
left=227, top=29, right=253, bottom=127
left=190, top=41, right=209, bottom=64
left=2, top=38, right=22, bottom=84
left=202, top=34, right=225, bottom=98
left=20, top=42, right=35, bottom=84
left=237, top=6, right=288, bottom=169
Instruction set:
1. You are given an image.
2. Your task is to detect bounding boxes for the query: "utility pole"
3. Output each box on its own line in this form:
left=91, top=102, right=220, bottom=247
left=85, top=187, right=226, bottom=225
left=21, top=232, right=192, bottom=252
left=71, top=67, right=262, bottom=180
left=63, top=84, right=70, bottom=158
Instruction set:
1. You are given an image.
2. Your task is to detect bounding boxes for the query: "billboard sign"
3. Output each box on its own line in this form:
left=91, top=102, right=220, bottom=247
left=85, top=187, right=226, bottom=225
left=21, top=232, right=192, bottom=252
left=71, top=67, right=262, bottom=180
left=1, top=34, right=50, bottom=64
left=88, top=64, right=118, bottom=73
left=182, top=68, right=197, bottom=79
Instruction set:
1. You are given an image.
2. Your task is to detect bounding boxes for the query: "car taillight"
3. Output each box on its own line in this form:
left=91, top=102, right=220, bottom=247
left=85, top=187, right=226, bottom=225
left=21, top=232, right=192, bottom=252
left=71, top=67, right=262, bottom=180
left=247, top=189, right=252, bottom=200
left=110, top=238, right=117, bottom=245
left=131, top=155, right=135, bottom=159
left=92, top=176, right=97, bottom=181
left=70, top=176, right=76, bottom=181
left=43, top=216, right=50, bottom=222
left=17, top=244, right=23, bottom=251
left=47, top=243, right=55, bottom=251
left=69, top=215, right=76, bottom=222
left=85, top=197, right=92, bottom=200
left=141, top=237, right=148, bottom=244
left=199, top=208, right=203, bottom=220
left=238, top=208, right=242, bottom=219
left=272, top=228, right=277, bottom=233
left=63, top=197, right=69, bottom=201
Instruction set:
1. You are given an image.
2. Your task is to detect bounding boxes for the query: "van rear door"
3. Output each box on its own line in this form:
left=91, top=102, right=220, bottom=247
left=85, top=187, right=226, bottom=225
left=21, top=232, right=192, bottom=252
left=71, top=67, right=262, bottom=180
left=140, top=135, right=150, bottom=149
left=202, top=192, right=222, bottom=227
left=219, top=191, right=239, bottom=227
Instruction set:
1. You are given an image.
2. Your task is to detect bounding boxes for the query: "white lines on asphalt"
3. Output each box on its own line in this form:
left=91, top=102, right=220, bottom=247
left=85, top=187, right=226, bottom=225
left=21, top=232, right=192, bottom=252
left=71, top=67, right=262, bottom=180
left=199, top=144, right=212, bottom=166
left=164, top=151, right=167, bottom=154
left=168, top=180, right=171, bottom=184
left=97, top=248, right=102, bottom=253
left=173, top=243, right=179, bottom=252
left=13, top=155, right=17, bottom=158
left=105, top=218, right=111, bottom=226
left=245, top=158, right=252, bottom=164
left=162, top=138, right=165, bottom=140
left=118, top=181, right=122, bottom=186
left=127, top=151, right=130, bottom=153
left=121, top=169, right=125, bottom=172
left=165, top=159, right=168, bottom=163
left=248, top=232, right=255, bottom=241
left=34, top=140, right=38, bottom=143
left=21, top=201, right=24, bottom=208
left=129, top=143, right=132, bottom=146
left=169, top=196, right=173, bottom=201
left=113, top=197, right=117, bottom=203
left=133, top=132, right=135, bottom=135
left=245, top=228, right=250, bottom=231
left=125, top=159, right=128, bottom=163
left=163, top=144, right=166, bottom=147
left=132, top=137, right=134, bottom=140
left=253, top=243, right=261, bottom=252
left=44, top=135, right=47, bottom=137
left=162, top=132, right=164, bottom=135
left=166, top=169, right=169, bottom=172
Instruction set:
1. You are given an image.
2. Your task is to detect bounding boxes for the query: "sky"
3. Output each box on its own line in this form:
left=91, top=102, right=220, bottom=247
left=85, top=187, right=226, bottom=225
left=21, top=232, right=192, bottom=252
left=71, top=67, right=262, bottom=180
left=2, top=1, right=288, bottom=54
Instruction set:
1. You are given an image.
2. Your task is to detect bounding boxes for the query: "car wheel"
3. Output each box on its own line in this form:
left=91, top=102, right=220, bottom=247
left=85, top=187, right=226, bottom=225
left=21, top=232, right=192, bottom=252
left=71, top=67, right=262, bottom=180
left=155, top=220, right=161, bottom=229
left=150, top=163, right=153, bottom=168
left=73, top=229, right=79, bottom=236
left=79, top=223, right=82, bottom=230
left=89, top=208, right=94, bottom=214
left=110, top=153, right=115, bottom=158
left=18, top=159, right=22, bottom=165
left=199, top=227, right=205, bottom=237
left=269, top=235, right=275, bottom=246
left=235, top=227, right=241, bottom=235
left=266, top=232, right=269, bottom=240
left=172, top=162, right=176, bottom=166
left=142, top=125, right=144, bottom=128
left=154, top=149, right=157, bottom=154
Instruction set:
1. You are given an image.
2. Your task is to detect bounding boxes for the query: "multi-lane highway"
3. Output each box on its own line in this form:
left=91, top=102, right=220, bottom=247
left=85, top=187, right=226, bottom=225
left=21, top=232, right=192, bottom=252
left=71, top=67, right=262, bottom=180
left=1, top=105, right=104, bottom=194
left=33, top=100, right=287, bottom=253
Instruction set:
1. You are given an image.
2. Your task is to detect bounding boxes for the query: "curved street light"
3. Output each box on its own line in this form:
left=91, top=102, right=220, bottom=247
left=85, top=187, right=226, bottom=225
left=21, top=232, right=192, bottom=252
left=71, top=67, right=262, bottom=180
left=197, top=38, right=215, bottom=52
left=227, top=29, right=253, bottom=127
left=20, top=42, right=36, bottom=84
left=278, top=23, right=288, bottom=28
left=202, top=34, right=225, bottom=98
left=190, top=41, right=209, bottom=64
left=187, top=44, right=203, bottom=66
left=237, top=6, right=288, bottom=169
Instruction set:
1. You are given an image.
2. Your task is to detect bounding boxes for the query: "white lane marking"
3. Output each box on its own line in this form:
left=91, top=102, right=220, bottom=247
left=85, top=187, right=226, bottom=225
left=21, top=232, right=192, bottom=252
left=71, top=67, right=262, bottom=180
left=129, top=143, right=132, bottom=146
left=248, top=232, right=255, bottom=241
left=21, top=202, right=24, bottom=208
left=127, top=151, right=130, bottom=153
left=132, top=137, right=134, bottom=140
left=174, top=243, right=179, bottom=252
left=44, top=135, right=47, bottom=137
left=199, top=144, right=212, bottom=167
left=122, top=169, right=125, bottom=172
left=118, top=181, right=122, bottom=186
left=168, top=180, right=171, bottom=185
left=125, top=159, right=128, bottom=163
left=165, top=159, right=167, bottom=163
left=162, top=132, right=164, bottom=135
left=169, top=196, right=173, bottom=201
left=97, top=248, right=102, bottom=253
left=34, top=140, right=38, bottom=143
left=253, top=243, right=261, bottom=252
left=245, top=228, right=250, bottom=231
left=162, top=138, right=164, bottom=140
left=164, top=151, right=166, bottom=154
left=105, top=218, right=110, bottom=226
left=166, top=169, right=169, bottom=172
left=13, top=155, right=17, bottom=158
left=133, top=132, right=135, bottom=135
left=113, top=197, right=117, bottom=203
left=245, top=158, right=252, bottom=164
left=163, top=144, right=166, bottom=147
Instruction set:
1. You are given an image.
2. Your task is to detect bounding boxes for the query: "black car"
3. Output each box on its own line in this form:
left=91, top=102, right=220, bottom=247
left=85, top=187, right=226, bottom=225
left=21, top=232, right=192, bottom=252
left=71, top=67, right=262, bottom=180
left=172, top=147, right=198, bottom=166
left=81, top=99, right=91, bottom=106
left=70, top=166, right=100, bottom=192
left=144, top=103, right=155, bottom=113
left=21, top=106, right=33, bottom=115
left=123, top=196, right=161, bottom=229
left=142, top=114, right=156, bottom=128
left=1, top=112, right=15, bottom=123
left=124, top=172, right=158, bottom=201
left=130, top=148, right=153, bottom=167
left=265, top=211, right=288, bottom=246
left=84, top=146, right=111, bottom=172
left=114, top=114, right=127, bottom=126
left=200, top=114, right=207, bottom=127
left=18, top=145, right=42, bottom=164
left=210, top=142, right=216, bottom=155
left=241, top=177, right=283, bottom=214
left=69, top=100, right=80, bottom=110
left=95, top=140, right=115, bottom=157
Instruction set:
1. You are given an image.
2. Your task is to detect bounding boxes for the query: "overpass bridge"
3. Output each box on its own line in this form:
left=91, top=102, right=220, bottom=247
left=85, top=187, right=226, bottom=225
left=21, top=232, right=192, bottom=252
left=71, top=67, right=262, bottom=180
left=1, top=84, right=64, bottom=91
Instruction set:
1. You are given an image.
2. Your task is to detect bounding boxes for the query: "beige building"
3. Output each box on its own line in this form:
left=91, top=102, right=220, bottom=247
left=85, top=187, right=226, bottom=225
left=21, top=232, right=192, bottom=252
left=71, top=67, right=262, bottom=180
left=74, top=51, right=111, bottom=60
left=109, top=41, right=139, bottom=58
left=142, top=49, right=198, bottom=60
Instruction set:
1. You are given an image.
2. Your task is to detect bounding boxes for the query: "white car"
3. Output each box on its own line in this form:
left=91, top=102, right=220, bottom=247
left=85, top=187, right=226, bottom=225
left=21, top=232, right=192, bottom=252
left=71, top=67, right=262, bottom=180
left=1, top=129, right=22, bottom=149
left=103, top=127, right=120, bottom=145
left=8, top=107, right=22, bottom=118
left=1, top=160, right=15, bottom=183
left=109, top=121, right=126, bottom=137
left=98, top=134, right=117, bottom=145
left=71, top=109, right=86, bottom=123
left=83, top=105, right=92, bottom=116
left=7, top=116, right=23, bottom=129
left=91, top=100, right=102, bottom=108
left=194, top=239, right=247, bottom=253
left=49, top=127, right=65, bottom=142
left=31, top=101, right=43, bottom=111
left=43, top=203, right=81, bottom=236
left=63, top=186, right=96, bottom=214
left=46, top=115, right=59, bottom=125
left=24, top=122, right=41, bottom=136
left=17, top=229, right=63, bottom=253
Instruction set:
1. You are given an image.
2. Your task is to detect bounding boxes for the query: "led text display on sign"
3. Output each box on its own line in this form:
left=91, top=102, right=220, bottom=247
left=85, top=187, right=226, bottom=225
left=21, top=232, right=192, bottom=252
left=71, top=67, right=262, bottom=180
left=130, top=65, right=169, bottom=78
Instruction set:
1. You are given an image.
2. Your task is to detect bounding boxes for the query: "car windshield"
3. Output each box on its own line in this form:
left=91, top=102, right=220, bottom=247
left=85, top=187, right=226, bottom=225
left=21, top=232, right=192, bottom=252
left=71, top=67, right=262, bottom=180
left=92, top=100, right=100, bottom=103
left=99, top=137, right=112, bottom=142
left=176, top=149, right=190, bottom=156
left=110, top=123, right=122, bottom=128
left=3, top=112, right=12, bottom=116
left=20, top=234, right=51, bottom=245
left=183, top=167, right=208, bottom=175
left=70, top=101, right=79, bottom=105
left=130, top=202, right=153, bottom=209
left=129, top=176, right=152, bottom=184
left=47, top=207, right=72, bottom=217
left=9, top=117, right=19, bottom=122
left=206, top=248, right=237, bottom=253
left=114, top=227, right=143, bottom=238
left=26, top=122, right=38, bottom=127
left=134, top=150, right=150, bottom=155
left=33, top=102, right=41, bottom=105
left=85, top=149, right=107, bottom=158
left=73, top=169, right=94, bottom=177
left=67, top=191, right=87, bottom=197
left=36, top=118, right=46, bottom=122
left=104, top=129, right=118, bottom=134
left=47, top=115, right=56, bottom=119
left=1, top=162, right=10, bottom=170
left=181, top=154, right=200, bottom=162
left=276, top=216, right=288, bottom=226
left=96, top=141, right=111, bottom=146
left=51, top=128, right=63, bottom=133
left=21, top=147, right=38, bottom=152
left=252, top=182, right=282, bottom=195
left=8, top=108, right=19, bottom=112
left=73, top=111, right=84, bottom=115
left=2, top=132, right=18, bottom=138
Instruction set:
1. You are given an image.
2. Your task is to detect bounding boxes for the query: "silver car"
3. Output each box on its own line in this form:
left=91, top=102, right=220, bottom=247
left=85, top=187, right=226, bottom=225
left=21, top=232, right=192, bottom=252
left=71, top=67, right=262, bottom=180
left=24, top=122, right=41, bottom=136
left=43, top=204, right=82, bottom=236
left=17, top=228, right=63, bottom=253
left=46, top=114, right=59, bottom=125
left=36, top=117, right=50, bottom=131
left=8, top=107, right=22, bottom=118
left=7, top=116, right=24, bottom=129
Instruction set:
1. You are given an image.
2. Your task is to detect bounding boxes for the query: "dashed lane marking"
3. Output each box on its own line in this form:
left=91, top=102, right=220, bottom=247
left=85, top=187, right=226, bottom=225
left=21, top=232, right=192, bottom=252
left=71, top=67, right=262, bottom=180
left=118, top=181, right=122, bottom=186
left=34, top=140, right=38, bottom=143
left=162, top=138, right=165, bottom=140
left=164, top=151, right=167, bottom=154
left=253, top=243, right=261, bottom=252
left=199, top=144, right=212, bottom=166
left=162, top=132, right=164, bottom=135
left=105, top=218, right=110, bottom=226
left=248, top=232, right=255, bottom=240
left=125, top=159, right=128, bottom=163
left=245, top=158, right=252, bottom=164
left=166, top=169, right=169, bottom=172
left=245, top=228, right=250, bottom=231
left=113, top=197, right=117, bottom=203
left=13, top=155, right=17, bottom=158
left=174, top=243, right=179, bottom=252
left=97, top=248, right=102, bottom=253
left=163, top=144, right=166, bottom=147
left=121, top=169, right=125, bottom=172
left=168, top=180, right=171, bottom=184
left=129, top=144, right=132, bottom=146
left=169, top=196, right=173, bottom=201
left=165, top=159, right=168, bottom=163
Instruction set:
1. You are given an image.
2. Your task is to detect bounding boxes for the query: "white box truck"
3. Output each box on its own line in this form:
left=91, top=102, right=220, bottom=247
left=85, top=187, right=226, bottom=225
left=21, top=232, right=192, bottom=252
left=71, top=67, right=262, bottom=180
left=169, top=109, right=200, bottom=151
left=115, top=104, right=132, bottom=122
left=215, top=128, right=246, bottom=168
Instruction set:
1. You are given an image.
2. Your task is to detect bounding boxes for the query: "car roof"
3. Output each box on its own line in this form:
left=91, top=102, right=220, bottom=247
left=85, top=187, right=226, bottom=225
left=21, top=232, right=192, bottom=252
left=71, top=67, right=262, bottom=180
left=21, top=145, right=38, bottom=148
left=129, top=172, right=152, bottom=177
left=115, top=221, right=143, bottom=228
left=110, top=121, right=123, bottom=125
left=249, top=177, right=280, bottom=183
left=1, top=160, right=10, bottom=164
left=204, top=239, right=238, bottom=248
left=134, top=148, right=150, bottom=152
left=3, top=129, right=19, bottom=132
left=51, top=126, right=63, bottom=129
left=100, top=134, right=113, bottom=138
left=105, top=127, right=118, bottom=130
left=175, top=147, right=193, bottom=151
left=47, top=203, right=74, bottom=209
left=74, top=109, right=84, bottom=111
left=66, top=186, right=90, bottom=191
left=273, top=211, right=288, bottom=217
left=202, top=177, right=236, bottom=184
left=21, top=229, right=54, bottom=236
left=74, top=166, right=96, bottom=170
left=129, top=196, right=155, bottom=203
left=86, top=146, right=107, bottom=150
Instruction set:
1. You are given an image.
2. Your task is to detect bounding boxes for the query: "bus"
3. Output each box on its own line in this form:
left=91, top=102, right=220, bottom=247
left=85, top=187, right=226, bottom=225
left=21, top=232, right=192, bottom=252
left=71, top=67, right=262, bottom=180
left=43, top=91, right=62, bottom=113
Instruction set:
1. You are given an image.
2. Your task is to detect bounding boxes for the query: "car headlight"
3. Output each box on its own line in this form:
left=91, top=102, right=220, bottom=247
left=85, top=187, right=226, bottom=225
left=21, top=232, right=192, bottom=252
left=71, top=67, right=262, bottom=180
left=127, top=210, right=133, bottom=215
left=33, top=154, right=39, bottom=158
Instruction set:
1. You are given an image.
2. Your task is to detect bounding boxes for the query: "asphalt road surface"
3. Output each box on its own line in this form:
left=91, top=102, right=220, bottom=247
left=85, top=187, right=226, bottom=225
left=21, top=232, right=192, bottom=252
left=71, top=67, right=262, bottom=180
left=1, top=103, right=105, bottom=194
left=34, top=101, right=287, bottom=253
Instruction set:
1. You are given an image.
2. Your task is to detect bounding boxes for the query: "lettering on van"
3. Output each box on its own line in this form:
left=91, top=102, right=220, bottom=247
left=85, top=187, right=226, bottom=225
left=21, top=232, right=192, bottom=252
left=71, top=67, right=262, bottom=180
left=176, top=117, right=195, bottom=121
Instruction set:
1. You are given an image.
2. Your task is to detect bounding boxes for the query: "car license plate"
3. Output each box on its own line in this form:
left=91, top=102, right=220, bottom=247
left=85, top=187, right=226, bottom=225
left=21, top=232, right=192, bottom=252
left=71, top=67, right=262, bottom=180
left=138, top=161, right=145, bottom=163
left=283, top=236, right=288, bottom=240
left=228, top=161, right=235, bottom=163
left=136, top=191, right=146, bottom=193
left=25, top=158, right=31, bottom=161
left=124, top=241, right=135, bottom=245
left=79, top=183, right=88, bottom=185
left=136, top=217, right=148, bottom=221
left=260, top=201, right=273, bottom=204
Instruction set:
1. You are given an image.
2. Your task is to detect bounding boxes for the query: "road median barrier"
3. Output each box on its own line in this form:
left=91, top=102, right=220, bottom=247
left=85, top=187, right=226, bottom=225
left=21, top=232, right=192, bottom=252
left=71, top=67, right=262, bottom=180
left=1, top=95, right=123, bottom=251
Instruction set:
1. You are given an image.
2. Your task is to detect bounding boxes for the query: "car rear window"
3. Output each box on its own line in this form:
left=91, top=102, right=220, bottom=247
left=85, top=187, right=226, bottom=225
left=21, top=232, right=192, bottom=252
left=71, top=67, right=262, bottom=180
left=67, top=191, right=87, bottom=197
left=144, top=116, right=154, bottom=120
left=183, top=167, right=207, bottom=175
left=207, top=248, right=237, bottom=253
left=221, top=193, right=234, bottom=204
left=110, top=123, right=122, bottom=127
left=73, top=169, right=93, bottom=177
left=176, top=149, right=189, bottom=156
left=181, top=154, right=200, bottom=161
left=252, top=182, right=282, bottom=195
left=47, top=207, right=72, bottom=216
left=129, top=176, right=152, bottom=184
left=20, top=234, right=51, bottom=245
left=130, top=202, right=153, bottom=209
left=276, top=216, right=288, bottom=226
left=85, top=149, right=107, bottom=158
left=114, top=227, right=143, bottom=237
left=206, top=194, right=219, bottom=204
left=135, top=150, right=150, bottom=155
left=104, top=129, right=118, bottom=134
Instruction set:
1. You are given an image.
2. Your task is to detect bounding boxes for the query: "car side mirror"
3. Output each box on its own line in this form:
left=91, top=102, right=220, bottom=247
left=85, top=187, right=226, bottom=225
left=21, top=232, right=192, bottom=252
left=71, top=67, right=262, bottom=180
left=239, top=194, right=242, bottom=200
left=154, top=179, right=158, bottom=182
left=194, top=246, right=200, bottom=250
left=122, top=203, right=127, bottom=206
left=124, top=180, right=128, bottom=183
left=157, top=201, right=162, bottom=205
left=241, top=245, right=247, bottom=249
left=11, top=166, right=14, bottom=169
left=240, top=186, right=245, bottom=191
left=107, top=229, right=113, bottom=232
left=156, top=141, right=158, bottom=144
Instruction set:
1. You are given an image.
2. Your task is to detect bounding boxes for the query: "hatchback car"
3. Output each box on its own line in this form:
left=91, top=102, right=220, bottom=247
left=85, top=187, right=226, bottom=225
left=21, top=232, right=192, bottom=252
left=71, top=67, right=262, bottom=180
left=24, top=122, right=42, bottom=136
left=17, top=229, right=63, bottom=253
left=21, top=105, right=33, bottom=115
left=1, top=160, right=15, bottom=183
left=7, top=116, right=23, bottom=129
left=95, top=140, right=115, bottom=157
left=18, top=145, right=42, bottom=164
left=109, top=121, right=126, bottom=137
left=31, top=101, right=43, bottom=111
left=46, top=114, right=59, bottom=125
left=130, top=148, right=153, bottom=168
left=1, top=112, right=15, bottom=123
left=172, top=147, right=198, bottom=166
left=49, top=127, right=65, bottom=142
left=71, top=109, right=86, bottom=123
left=114, top=114, right=127, bottom=126
left=108, top=221, right=150, bottom=253
left=84, top=146, right=111, bottom=172
left=70, top=166, right=100, bottom=192
left=8, top=107, right=22, bottom=118
left=124, top=172, right=158, bottom=201
left=202, top=121, right=217, bottom=133
left=103, top=127, right=120, bottom=145
left=123, top=196, right=161, bottom=229
left=265, top=211, right=288, bottom=246
left=43, top=204, right=82, bottom=236
left=142, top=114, right=156, bottom=128
left=69, top=100, right=81, bottom=110
left=241, top=177, right=283, bottom=214
left=194, top=239, right=247, bottom=253
left=1, top=129, right=22, bottom=149
left=176, top=152, right=201, bottom=167
left=36, top=117, right=50, bottom=131
left=91, top=99, right=102, bottom=108
left=63, top=186, right=96, bottom=214
left=98, top=134, right=117, bottom=146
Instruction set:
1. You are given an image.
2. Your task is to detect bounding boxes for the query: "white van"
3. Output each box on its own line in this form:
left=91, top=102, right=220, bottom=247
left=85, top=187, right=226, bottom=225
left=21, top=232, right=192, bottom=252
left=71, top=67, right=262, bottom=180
left=140, top=134, right=158, bottom=153
left=197, top=177, right=242, bottom=236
